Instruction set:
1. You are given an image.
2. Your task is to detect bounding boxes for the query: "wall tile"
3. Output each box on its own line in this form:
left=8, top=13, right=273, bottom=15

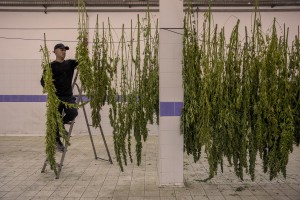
left=160, top=0, right=183, bottom=28
left=160, top=72, right=183, bottom=88
left=159, top=87, right=183, bottom=102
left=159, top=29, right=184, bottom=44
left=159, top=130, right=183, bottom=145
left=159, top=43, right=183, bottom=59
left=159, top=117, right=181, bottom=131
left=159, top=58, right=182, bottom=73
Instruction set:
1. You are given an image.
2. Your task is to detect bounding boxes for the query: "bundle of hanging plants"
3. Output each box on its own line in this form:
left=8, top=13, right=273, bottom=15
left=106, top=9, right=159, bottom=170
left=76, top=0, right=93, bottom=99
left=89, top=16, right=110, bottom=128
left=40, top=34, right=76, bottom=175
left=74, top=0, right=159, bottom=171
left=40, top=36, right=62, bottom=175
left=182, top=0, right=300, bottom=181
left=289, top=27, right=300, bottom=146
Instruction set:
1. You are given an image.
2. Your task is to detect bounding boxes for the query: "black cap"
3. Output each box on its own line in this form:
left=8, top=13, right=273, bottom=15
left=54, top=43, right=69, bottom=51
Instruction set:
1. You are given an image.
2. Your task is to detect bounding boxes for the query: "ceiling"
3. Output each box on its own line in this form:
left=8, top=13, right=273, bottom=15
left=0, top=0, right=299, bottom=7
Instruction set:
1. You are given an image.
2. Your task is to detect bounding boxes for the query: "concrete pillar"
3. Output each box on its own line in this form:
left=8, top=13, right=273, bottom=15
left=159, top=0, right=184, bottom=186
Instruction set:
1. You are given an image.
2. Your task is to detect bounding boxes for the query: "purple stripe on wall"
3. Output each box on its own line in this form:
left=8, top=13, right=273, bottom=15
left=0, top=95, right=47, bottom=102
left=0, top=95, right=184, bottom=116
left=160, top=102, right=183, bottom=116
left=0, top=95, right=90, bottom=102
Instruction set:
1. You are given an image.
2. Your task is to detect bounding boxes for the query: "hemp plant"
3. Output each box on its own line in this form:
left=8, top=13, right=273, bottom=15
left=41, top=34, right=78, bottom=175
left=40, top=34, right=77, bottom=175
left=182, top=0, right=300, bottom=181
left=182, top=2, right=202, bottom=163
left=141, top=5, right=160, bottom=125
left=90, top=16, right=110, bottom=128
left=40, top=34, right=64, bottom=175
left=76, top=0, right=93, bottom=98
left=290, top=27, right=300, bottom=146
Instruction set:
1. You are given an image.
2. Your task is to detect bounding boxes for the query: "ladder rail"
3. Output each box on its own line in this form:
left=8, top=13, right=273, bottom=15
left=75, top=83, right=98, bottom=159
left=75, top=83, right=113, bottom=163
left=56, top=121, right=75, bottom=178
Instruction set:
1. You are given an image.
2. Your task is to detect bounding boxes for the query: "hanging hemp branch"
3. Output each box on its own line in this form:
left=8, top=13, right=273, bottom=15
left=133, top=14, right=146, bottom=166
left=182, top=3, right=202, bottom=163
left=107, top=19, right=124, bottom=170
left=109, top=23, right=131, bottom=171
left=76, top=0, right=93, bottom=97
left=261, top=21, right=294, bottom=180
left=41, top=34, right=79, bottom=175
left=133, top=5, right=160, bottom=166
left=90, top=16, right=110, bottom=127
left=290, top=27, right=300, bottom=146
left=152, top=19, right=160, bottom=125
left=141, top=6, right=160, bottom=125
left=40, top=34, right=64, bottom=175
left=90, top=16, right=102, bottom=127
left=182, top=0, right=300, bottom=181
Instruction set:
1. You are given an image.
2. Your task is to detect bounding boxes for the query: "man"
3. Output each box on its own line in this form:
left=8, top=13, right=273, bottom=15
left=40, top=43, right=78, bottom=152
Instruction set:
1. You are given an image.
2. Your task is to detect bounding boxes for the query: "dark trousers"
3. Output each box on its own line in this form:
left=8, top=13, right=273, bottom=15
left=56, top=96, right=78, bottom=141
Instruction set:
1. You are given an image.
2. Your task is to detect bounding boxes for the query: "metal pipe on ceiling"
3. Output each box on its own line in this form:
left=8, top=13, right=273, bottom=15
left=0, top=0, right=300, bottom=7
left=1, top=6, right=300, bottom=12
left=0, top=0, right=159, bottom=7
left=0, top=0, right=299, bottom=12
left=0, top=6, right=159, bottom=12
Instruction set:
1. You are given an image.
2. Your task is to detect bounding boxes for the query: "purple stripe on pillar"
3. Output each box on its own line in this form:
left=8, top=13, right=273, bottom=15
left=174, top=102, right=183, bottom=116
left=160, top=102, right=183, bottom=116
left=160, top=102, right=174, bottom=116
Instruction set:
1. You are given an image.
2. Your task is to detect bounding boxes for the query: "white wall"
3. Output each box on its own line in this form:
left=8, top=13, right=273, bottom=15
left=0, top=8, right=299, bottom=136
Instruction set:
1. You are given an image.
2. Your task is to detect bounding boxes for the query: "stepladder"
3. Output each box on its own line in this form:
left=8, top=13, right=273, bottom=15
left=41, top=82, right=113, bottom=179
left=41, top=120, right=75, bottom=179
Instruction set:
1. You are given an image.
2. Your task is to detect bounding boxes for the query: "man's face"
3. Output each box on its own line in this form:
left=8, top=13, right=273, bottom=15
left=54, top=48, right=66, bottom=59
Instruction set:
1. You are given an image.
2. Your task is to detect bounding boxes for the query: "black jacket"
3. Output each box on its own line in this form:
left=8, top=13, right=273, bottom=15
left=40, top=59, right=78, bottom=100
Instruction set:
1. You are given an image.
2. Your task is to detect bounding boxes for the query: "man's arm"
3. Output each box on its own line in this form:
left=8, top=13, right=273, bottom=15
left=40, top=70, right=45, bottom=87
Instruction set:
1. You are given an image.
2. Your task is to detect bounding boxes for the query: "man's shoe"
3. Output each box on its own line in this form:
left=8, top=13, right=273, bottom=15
left=64, top=121, right=74, bottom=125
left=56, top=140, right=65, bottom=153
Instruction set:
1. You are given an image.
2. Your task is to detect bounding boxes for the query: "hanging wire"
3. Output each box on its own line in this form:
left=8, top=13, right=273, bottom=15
left=0, top=35, right=148, bottom=44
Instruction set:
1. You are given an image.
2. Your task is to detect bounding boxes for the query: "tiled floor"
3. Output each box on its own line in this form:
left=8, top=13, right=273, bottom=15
left=0, top=134, right=299, bottom=200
